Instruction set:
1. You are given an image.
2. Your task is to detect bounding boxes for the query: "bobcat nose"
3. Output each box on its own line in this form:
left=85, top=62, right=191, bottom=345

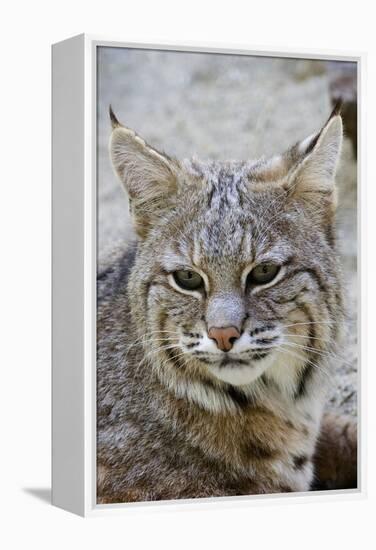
left=208, top=326, right=241, bottom=352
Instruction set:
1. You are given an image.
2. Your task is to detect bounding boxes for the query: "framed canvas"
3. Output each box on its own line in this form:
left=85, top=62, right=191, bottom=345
left=52, top=34, right=364, bottom=517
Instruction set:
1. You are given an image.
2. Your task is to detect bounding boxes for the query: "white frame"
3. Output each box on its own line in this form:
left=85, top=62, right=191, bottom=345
left=52, top=34, right=365, bottom=517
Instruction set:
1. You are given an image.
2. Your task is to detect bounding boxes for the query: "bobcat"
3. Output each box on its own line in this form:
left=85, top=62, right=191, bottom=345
left=97, top=104, right=357, bottom=504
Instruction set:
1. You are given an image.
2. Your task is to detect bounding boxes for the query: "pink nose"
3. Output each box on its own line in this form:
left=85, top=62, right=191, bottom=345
left=208, top=326, right=240, bottom=352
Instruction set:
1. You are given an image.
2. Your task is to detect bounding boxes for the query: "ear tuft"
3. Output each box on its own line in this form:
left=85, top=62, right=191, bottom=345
left=330, top=98, right=343, bottom=118
left=109, top=105, right=122, bottom=129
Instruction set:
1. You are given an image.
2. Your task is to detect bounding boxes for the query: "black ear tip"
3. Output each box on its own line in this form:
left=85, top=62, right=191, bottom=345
left=109, top=105, right=121, bottom=129
left=331, top=98, right=343, bottom=118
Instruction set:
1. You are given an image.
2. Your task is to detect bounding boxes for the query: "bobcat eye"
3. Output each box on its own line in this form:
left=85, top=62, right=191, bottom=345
left=173, top=270, right=204, bottom=291
left=248, top=263, right=280, bottom=285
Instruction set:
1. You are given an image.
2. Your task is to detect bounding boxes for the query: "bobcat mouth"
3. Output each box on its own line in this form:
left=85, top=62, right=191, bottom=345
left=191, top=349, right=271, bottom=367
left=219, top=353, right=270, bottom=368
left=220, top=357, right=249, bottom=367
left=185, top=344, right=274, bottom=385
left=206, top=353, right=273, bottom=386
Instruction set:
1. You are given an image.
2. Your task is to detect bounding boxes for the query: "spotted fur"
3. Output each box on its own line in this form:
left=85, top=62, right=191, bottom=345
left=97, top=107, right=357, bottom=503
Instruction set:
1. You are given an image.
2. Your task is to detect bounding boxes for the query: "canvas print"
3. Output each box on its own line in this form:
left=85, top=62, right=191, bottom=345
left=96, top=48, right=357, bottom=504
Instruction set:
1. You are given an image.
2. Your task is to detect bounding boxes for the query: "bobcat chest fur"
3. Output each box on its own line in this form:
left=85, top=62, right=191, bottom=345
left=97, top=106, right=354, bottom=503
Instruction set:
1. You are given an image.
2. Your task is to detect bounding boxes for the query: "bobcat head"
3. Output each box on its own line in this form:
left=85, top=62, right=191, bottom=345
left=109, top=106, right=343, bottom=403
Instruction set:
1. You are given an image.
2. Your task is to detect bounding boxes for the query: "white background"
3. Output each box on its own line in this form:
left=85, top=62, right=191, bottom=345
left=1, top=1, right=375, bottom=548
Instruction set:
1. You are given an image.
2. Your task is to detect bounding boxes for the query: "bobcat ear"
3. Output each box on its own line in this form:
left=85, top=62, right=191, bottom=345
left=109, top=108, right=179, bottom=238
left=285, top=105, right=343, bottom=198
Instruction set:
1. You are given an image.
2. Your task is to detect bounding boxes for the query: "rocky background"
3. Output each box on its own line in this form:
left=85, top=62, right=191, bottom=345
left=97, top=48, right=357, bottom=417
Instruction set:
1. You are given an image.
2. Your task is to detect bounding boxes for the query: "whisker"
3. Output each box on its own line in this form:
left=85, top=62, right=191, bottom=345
left=282, top=341, right=354, bottom=367
left=278, top=345, right=331, bottom=381
left=134, top=343, right=185, bottom=377
left=284, top=320, right=354, bottom=329
left=284, top=333, right=336, bottom=343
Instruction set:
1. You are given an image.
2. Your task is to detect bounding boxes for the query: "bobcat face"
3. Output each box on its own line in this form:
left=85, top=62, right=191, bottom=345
left=138, top=173, right=334, bottom=388
left=110, top=106, right=344, bottom=393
